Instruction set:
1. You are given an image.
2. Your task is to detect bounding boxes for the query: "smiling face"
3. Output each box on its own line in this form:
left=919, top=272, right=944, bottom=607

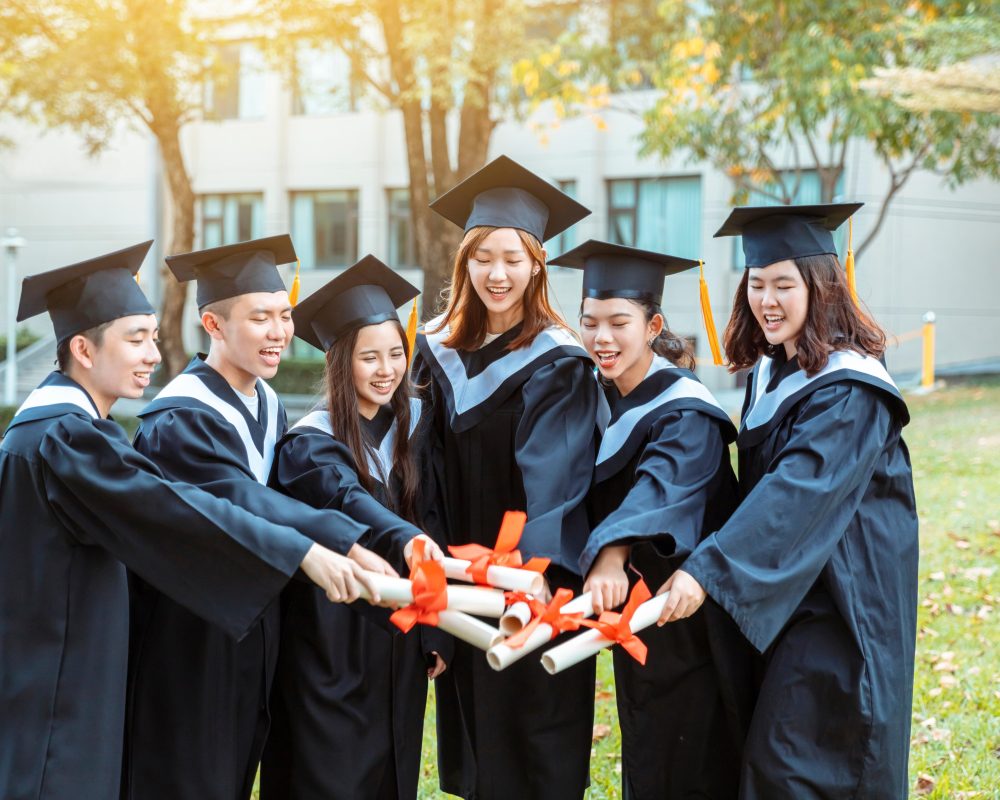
left=580, top=297, right=662, bottom=396
left=466, top=227, right=541, bottom=333
left=202, top=291, right=293, bottom=391
left=65, top=314, right=161, bottom=416
left=351, top=320, right=407, bottom=419
left=747, top=259, right=809, bottom=358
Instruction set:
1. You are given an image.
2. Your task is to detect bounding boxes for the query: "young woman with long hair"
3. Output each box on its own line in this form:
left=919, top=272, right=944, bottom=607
left=661, top=204, right=919, bottom=799
left=260, top=257, right=449, bottom=800
left=412, top=157, right=599, bottom=800
left=550, top=240, right=757, bottom=799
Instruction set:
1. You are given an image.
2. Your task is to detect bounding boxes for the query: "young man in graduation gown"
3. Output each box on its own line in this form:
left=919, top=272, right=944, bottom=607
left=552, top=240, right=757, bottom=799
left=0, top=242, right=380, bottom=800
left=123, top=236, right=421, bottom=800
left=661, top=204, right=919, bottom=799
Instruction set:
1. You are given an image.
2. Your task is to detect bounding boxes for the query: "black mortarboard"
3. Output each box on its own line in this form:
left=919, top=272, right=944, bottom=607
left=549, top=239, right=699, bottom=302
left=714, top=202, right=863, bottom=269
left=430, top=155, right=590, bottom=243
left=165, top=234, right=295, bottom=307
left=292, top=255, right=420, bottom=352
left=17, top=240, right=155, bottom=344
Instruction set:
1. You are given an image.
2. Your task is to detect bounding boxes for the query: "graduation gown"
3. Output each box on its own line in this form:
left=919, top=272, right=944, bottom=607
left=123, top=356, right=371, bottom=800
left=682, top=349, right=919, bottom=800
left=579, top=356, right=756, bottom=800
left=0, top=372, right=312, bottom=800
left=413, top=319, right=599, bottom=800
left=260, top=399, right=447, bottom=800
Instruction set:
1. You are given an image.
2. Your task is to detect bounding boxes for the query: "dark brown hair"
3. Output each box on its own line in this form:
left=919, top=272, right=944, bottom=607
left=723, top=253, right=886, bottom=376
left=323, top=320, right=420, bottom=524
left=56, top=320, right=114, bottom=373
left=430, top=225, right=573, bottom=352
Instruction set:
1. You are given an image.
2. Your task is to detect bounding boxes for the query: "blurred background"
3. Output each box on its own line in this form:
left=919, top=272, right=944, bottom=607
left=1, top=0, right=998, bottom=407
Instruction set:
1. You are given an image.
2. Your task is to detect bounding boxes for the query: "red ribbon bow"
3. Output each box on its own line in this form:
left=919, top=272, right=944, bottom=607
left=448, top=510, right=550, bottom=585
left=390, top=538, right=448, bottom=633
left=581, top=580, right=651, bottom=665
left=504, top=588, right=585, bottom=649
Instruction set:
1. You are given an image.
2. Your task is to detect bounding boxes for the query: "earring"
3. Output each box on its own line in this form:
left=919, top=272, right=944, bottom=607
left=647, top=337, right=655, bottom=347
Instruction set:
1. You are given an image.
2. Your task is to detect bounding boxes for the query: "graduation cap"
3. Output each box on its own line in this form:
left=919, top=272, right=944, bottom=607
left=430, top=155, right=590, bottom=243
left=715, top=202, right=863, bottom=304
left=165, top=234, right=296, bottom=308
left=551, top=239, right=725, bottom=366
left=549, top=239, right=700, bottom=300
left=292, top=255, right=420, bottom=352
left=17, top=240, right=156, bottom=344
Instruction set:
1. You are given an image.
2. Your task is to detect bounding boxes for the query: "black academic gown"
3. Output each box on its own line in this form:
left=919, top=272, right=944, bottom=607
left=0, top=372, right=312, bottom=800
left=123, top=356, right=371, bottom=800
left=260, top=399, right=450, bottom=800
left=578, top=356, right=756, bottom=800
left=413, top=319, right=599, bottom=800
left=682, top=349, right=919, bottom=800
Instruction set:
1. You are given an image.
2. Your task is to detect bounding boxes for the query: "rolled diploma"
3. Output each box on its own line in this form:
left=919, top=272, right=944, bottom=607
left=486, top=591, right=595, bottom=672
left=358, top=574, right=506, bottom=618
left=540, top=592, right=671, bottom=675
left=442, top=557, right=545, bottom=595
left=499, top=601, right=533, bottom=635
left=436, top=609, right=499, bottom=651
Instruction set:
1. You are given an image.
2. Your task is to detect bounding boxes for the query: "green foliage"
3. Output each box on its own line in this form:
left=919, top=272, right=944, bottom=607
left=267, top=358, right=325, bottom=396
left=0, top=328, right=40, bottom=362
left=516, top=0, right=1000, bottom=250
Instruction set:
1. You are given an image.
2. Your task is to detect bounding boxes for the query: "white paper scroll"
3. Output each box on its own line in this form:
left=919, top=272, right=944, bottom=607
left=486, top=591, right=596, bottom=672
left=442, top=557, right=545, bottom=595
left=540, top=592, right=671, bottom=675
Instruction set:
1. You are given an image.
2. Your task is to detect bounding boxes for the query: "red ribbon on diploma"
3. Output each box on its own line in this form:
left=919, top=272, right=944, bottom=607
left=504, top=588, right=586, bottom=649
left=448, top=510, right=550, bottom=585
left=580, top=580, right=651, bottom=665
left=390, top=538, right=448, bottom=633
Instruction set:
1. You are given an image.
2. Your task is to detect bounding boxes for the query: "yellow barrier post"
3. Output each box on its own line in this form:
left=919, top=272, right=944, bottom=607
left=921, top=311, right=936, bottom=390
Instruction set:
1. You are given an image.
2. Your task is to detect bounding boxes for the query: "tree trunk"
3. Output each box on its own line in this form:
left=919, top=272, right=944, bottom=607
left=152, top=119, right=195, bottom=378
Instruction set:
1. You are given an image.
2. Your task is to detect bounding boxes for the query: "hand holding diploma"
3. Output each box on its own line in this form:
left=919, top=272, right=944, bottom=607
left=541, top=581, right=668, bottom=675
left=655, top=569, right=705, bottom=624
left=300, top=543, right=384, bottom=604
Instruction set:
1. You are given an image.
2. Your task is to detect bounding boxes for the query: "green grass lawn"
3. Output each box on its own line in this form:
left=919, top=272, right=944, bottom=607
left=258, top=378, right=1000, bottom=798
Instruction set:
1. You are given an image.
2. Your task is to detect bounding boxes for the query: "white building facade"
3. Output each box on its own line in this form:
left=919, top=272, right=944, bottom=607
left=2, top=47, right=998, bottom=394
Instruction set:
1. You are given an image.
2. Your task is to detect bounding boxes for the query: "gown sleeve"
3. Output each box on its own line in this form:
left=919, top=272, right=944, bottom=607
left=136, top=408, right=370, bottom=555
left=515, top=356, right=598, bottom=572
left=41, top=416, right=312, bottom=640
left=272, top=430, right=420, bottom=566
left=681, top=382, right=894, bottom=652
left=578, top=409, right=728, bottom=577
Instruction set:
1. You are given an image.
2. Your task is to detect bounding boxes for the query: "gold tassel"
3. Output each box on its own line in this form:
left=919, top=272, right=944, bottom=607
left=845, top=217, right=858, bottom=307
left=289, top=259, right=302, bottom=307
left=698, top=260, right=723, bottom=366
left=135, top=270, right=140, bottom=286
left=405, top=297, right=419, bottom=367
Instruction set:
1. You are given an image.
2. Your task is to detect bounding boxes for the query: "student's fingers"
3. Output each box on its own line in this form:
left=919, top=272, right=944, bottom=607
left=326, top=575, right=345, bottom=604
left=353, top=565, right=381, bottom=605
left=342, top=572, right=362, bottom=604
left=657, top=590, right=680, bottom=626
left=588, top=580, right=606, bottom=614
left=613, top=580, right=629, bottom=610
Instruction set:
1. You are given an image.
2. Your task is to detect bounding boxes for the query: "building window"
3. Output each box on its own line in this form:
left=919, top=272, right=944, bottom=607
left=200, top=193, right=264, bottom=248
left=386, top=188, right=416, bottom=267
left=205, top=43, right=267, bottom=121
left=292, top=44, right=358, bottom=115
left=291, top=190, right=360, bottom=269
left=607, top=176, right=702, bottom=259
left=550, top=180, right=578, bottom=261
left=730, top=170, right=844, bottom=269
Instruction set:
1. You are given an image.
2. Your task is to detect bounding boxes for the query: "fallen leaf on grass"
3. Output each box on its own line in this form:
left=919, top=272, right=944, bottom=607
left=915, top=774, right=936, bottom=794
left=592, top=724, right=611, bottom=741
left=928, top=571, right=946, bottom=581
left=595, top=690, right=614, bottom=701
left=963, top=567, right=995, bottom=580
